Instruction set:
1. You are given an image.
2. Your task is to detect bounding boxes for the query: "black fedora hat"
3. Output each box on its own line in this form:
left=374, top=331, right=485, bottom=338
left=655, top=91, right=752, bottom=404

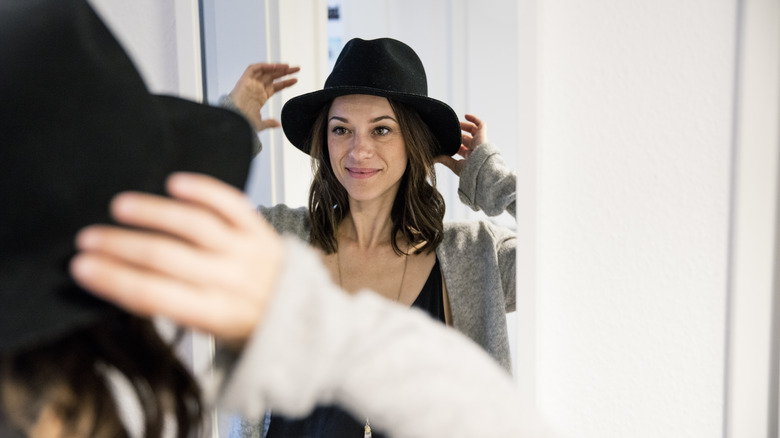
left=281, top=38, right=461, bottom=156
left=0, top=0, right=254, bottom=353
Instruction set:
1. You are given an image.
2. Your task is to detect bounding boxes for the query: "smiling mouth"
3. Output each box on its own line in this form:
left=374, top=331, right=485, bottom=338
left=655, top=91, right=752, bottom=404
left=346, top=168, right=380, bottom=179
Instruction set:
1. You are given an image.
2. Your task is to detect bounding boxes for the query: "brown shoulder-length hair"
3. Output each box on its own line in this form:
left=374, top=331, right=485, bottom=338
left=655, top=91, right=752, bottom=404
left=0, top=313, right=202, bottom=438
left=307, top=97, right=446, bottom=255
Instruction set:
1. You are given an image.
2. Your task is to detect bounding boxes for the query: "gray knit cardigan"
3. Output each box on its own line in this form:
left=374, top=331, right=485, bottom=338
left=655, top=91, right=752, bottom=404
left=257, top=142, right=517, bottom=372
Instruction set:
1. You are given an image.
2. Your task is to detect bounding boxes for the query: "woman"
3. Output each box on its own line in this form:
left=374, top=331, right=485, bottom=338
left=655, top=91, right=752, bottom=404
left=229, top=38, right=517, bottom=438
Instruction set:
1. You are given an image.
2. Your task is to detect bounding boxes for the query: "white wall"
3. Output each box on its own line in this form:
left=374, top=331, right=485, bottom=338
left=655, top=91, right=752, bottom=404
left=535, top=1, right=735, bottom=436
left=88, top=1, right=181, bottom=95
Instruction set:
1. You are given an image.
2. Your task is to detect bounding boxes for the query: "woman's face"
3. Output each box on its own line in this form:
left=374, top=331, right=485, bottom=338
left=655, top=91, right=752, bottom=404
left=327, top=94, right=408, bottom=205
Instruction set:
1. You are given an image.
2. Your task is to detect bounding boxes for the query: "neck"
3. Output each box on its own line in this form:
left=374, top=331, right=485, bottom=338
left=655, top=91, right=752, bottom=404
left=339, top=215, right=391, bottom=251
left=341, top=193, right=400, bottom=249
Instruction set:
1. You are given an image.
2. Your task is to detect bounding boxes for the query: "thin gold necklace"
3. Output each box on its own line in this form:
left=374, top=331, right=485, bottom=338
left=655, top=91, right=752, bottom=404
left=335, top=246, right=409, bottom=437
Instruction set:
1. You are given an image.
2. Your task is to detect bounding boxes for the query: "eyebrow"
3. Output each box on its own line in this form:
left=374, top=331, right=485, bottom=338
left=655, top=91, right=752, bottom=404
left=328, top=115, right=398, bottom=124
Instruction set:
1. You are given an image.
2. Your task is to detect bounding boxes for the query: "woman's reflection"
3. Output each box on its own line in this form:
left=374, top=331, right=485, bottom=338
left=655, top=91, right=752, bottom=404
left=224, top=37, right=518, bottom=437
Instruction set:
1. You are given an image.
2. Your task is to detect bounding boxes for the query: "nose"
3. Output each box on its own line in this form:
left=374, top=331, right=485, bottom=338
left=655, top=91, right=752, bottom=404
left=349, top=132, right=374, bottom=160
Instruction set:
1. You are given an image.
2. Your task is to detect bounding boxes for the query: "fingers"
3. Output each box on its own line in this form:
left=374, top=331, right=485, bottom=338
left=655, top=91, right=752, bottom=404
left=460, top=114, right=484, bottom=135
left=71, top=250, right=201, bottom=318
left=74, top=224, right=239, bottom=289
left=102, top=173, right=263, bottom=252
left=232, top=63, right=298, bottom=131
left=165, top=173, right=261, bottom=232
left=70, top=252, right=259, bottom=342
left=460, top=120, right=478, bottom=134
left=461, top=114, right=483, bottom=129
left=256, top=118, right=282, bottom=132
left=107, top=192, right=234, bottom=252
left=464, top=114, right=483, bottom=126
left=460, top=130, right=478, bottom=152
left=245, top=63, right=300, bottom=82
left=460, top=114, right=488, bottom=147
left=273, top=77, right=298, bottom=93
left=434, top=155, right=464, bottom=176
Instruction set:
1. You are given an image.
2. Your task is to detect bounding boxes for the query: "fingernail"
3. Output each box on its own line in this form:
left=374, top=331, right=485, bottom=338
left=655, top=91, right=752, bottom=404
left=167, top=172, right=197, bottom=194
left=75, top=227, right=99, bottom=249
left=70, top=254, right=95, bottom=280
left=111, top=192, right=141, bottom=219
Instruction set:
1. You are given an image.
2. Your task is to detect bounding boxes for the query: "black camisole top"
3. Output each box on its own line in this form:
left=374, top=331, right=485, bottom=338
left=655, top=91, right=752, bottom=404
left=265, top=257, right=445, bottom=438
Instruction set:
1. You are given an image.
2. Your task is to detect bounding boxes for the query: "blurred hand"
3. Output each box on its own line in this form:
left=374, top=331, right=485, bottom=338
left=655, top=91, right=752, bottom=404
left=70, top=172, right=285, bottom=349
left=229, top=63, right=300, bottom=132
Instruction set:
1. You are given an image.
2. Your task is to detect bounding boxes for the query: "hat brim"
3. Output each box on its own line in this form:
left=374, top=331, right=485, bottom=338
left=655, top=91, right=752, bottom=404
left=281, top=86, right=462, bottom=157
left=156, top=95, right=254, bottom=190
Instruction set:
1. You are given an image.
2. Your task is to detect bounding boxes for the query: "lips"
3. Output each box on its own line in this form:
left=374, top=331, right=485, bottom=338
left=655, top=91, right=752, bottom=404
left=346, top=167, right=380, bottom=179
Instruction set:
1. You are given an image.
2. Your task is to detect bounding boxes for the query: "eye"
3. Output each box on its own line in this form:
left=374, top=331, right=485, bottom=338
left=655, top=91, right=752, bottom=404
left=373, top=126, right=391, bottom=136
left=331, top=126, right=348, bottom=135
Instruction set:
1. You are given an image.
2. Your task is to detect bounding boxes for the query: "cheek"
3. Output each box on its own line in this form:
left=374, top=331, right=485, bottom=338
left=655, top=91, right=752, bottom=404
left=327, top=142, right=347, bottom=177
left=394, top=146, right=409, bottom=170
left=326, top=139, right=338, bottom=165
left=327, top=136, right=348, bottom=155
left=328, top=155, right=340, bottom=177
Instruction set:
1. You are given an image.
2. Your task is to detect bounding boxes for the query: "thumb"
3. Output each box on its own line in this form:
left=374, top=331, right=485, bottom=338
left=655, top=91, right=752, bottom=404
left=435, top=155, right=463, bottom=176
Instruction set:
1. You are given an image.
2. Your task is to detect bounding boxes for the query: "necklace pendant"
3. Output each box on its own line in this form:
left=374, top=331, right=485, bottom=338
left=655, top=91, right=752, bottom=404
left=364, top=418, right=372, bottom=438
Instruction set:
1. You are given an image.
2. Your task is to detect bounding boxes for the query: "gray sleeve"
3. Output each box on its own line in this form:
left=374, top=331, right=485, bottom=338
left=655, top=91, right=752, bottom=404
left=218, top=94, right=262, bottom=158
left=214, top=238, right=547, bottom=438
left=256, top=204, right=311, bottom=240
left=457, top=143, right=516, bottom=218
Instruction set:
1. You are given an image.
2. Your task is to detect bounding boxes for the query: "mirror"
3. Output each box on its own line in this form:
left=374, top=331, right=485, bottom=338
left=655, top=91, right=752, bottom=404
left=200, top=0, right=523, bottom=436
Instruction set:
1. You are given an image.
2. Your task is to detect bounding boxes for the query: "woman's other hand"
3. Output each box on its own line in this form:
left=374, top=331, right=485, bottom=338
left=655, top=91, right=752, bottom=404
left=70, top=173, right=285, bottom=350
left=434, top=114, right=488, bottom=176
left=229, top=63, right=300, bottom=132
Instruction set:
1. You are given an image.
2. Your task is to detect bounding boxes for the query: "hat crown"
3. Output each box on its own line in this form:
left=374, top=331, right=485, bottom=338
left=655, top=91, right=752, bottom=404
left=324, top=38, right=428, bottom=96
left=0, top=0, right=252, bottom=353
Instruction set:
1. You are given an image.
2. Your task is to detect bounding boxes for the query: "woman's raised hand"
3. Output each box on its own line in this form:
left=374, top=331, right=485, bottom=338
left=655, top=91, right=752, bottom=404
left=70, top=173, right=285, bottom=350
left=434, top=114, right=488, bottom=176
left=229, top=63, right=300, bottom=132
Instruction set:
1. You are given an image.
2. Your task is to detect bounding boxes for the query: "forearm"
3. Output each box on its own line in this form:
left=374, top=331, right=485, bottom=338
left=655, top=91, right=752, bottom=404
left=457, top=143, right=517, bottom=218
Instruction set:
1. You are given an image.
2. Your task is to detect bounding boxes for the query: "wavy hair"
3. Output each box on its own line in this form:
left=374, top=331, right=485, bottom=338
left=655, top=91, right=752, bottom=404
left=307, top=98, right=446, bottom=255
left=0, top=313, right=202, bottom=438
